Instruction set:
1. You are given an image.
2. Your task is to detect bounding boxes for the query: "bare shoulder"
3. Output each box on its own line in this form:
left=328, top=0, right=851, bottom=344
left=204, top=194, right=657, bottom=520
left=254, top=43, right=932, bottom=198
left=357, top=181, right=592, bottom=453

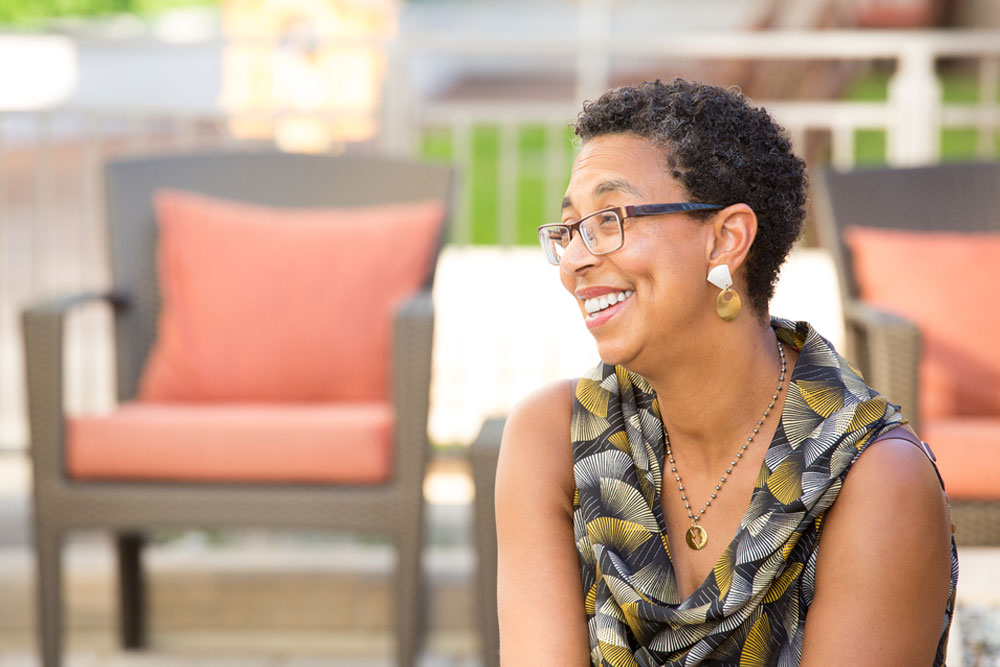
left=835, top=426, right=950, bottom=525
left=503, top=378, right=576, bottom=443
left=802, top=426, right=953, bottom=666
left=823, top=425, right=952, bottom=568
left=496, top=379, right=577, bottom=510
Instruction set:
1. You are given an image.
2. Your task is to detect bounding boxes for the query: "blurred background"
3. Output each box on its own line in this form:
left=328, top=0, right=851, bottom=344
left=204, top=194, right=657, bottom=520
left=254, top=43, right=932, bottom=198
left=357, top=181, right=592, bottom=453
left=1, top=0, right=1000, bottom=665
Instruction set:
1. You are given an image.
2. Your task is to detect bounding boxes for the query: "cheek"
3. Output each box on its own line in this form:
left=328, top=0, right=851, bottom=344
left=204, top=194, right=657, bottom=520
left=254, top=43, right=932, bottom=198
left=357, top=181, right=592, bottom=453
left=614, top=237, right=667, bottom=284
left=619, top=236, right=704, bottom=301
left=559, top=270, right=576, bottom=296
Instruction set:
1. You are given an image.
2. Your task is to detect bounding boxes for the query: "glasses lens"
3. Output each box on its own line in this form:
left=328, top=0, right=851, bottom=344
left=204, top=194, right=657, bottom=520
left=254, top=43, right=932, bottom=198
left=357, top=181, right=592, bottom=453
left=538, top=226, right=570, bottom=265
left=579, top=209, right=623, bottom=254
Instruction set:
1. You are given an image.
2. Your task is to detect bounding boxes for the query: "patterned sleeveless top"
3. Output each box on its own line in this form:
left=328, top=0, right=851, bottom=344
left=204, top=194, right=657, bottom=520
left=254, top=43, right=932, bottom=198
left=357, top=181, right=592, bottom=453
left=571, top=319, right=958, bottom=667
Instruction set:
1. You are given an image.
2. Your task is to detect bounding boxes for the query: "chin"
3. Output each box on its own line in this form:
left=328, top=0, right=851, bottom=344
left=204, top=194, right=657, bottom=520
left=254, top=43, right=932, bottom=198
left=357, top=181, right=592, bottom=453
left=593, top=340, right=636, bottom=369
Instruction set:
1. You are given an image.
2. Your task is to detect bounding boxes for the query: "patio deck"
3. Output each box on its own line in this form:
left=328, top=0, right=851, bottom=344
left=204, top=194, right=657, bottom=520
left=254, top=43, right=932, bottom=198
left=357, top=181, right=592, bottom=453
left=2, top=450, right=1000, bottom=666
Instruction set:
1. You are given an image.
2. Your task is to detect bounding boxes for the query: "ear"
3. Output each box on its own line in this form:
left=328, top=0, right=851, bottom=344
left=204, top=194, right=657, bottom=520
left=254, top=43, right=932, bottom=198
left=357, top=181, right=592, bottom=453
left=705, top=203, right=757, bottom=279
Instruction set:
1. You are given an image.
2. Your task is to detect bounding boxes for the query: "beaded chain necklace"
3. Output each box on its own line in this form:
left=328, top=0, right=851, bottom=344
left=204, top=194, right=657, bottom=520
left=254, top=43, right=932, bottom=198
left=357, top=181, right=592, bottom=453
left=664, top=338, right=786, bottom=550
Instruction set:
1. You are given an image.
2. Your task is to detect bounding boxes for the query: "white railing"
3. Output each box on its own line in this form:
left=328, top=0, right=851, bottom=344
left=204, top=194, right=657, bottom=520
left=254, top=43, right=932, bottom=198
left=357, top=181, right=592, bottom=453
left=2, top=28, right=1000, bottom=449
left=384, top=29, right=1000, bottom=242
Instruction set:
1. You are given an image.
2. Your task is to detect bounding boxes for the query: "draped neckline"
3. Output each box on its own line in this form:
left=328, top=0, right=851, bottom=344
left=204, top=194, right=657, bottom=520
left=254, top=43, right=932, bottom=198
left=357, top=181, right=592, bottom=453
left=647, top=326, right=800, bottom=607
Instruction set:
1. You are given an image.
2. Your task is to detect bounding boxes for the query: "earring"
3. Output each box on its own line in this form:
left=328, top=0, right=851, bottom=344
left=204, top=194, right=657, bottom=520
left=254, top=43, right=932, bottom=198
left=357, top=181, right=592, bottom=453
left=707, top=264, right=741, bottom=321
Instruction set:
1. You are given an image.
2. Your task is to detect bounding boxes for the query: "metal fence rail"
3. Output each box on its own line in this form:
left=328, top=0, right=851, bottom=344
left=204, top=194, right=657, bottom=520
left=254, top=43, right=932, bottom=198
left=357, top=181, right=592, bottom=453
left=2, top=28, right=1000, bottom=448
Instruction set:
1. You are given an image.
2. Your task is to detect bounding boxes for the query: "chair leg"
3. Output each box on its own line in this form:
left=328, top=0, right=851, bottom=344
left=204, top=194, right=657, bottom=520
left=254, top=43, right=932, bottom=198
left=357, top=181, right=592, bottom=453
left=396, top=526, right=425, bottom=667
left=36, top=527, right=63, bottom=667
left=116, top=531, right=147, bottom=649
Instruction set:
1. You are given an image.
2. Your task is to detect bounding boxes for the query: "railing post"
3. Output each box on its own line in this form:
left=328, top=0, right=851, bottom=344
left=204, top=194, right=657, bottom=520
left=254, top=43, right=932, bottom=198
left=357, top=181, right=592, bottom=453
left=575, top=0, right=612, bottom=104
left=887, top=39, right=941, bottom=166
left=977, top=56, right=999, bottom=159
left=379, top=39, right=413, bottom=158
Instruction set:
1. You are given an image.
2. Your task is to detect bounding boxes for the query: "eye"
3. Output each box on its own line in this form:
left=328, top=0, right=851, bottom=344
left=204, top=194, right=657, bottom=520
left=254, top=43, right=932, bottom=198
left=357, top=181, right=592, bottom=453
left=595, top=211, right=620, bottom=232
left=543, top=226, right=571, bottom=247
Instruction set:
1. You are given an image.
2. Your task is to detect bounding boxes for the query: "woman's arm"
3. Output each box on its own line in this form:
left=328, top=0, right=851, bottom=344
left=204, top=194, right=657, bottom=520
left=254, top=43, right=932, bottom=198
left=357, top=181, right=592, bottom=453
left=495, top=380, right=591, bottom=666
left=801, top=429, right=954, bottom=666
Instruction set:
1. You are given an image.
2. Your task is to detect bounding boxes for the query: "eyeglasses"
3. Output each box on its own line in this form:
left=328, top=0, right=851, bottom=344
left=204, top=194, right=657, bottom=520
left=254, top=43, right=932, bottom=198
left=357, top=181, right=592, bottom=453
left=537, top=202, right=723, bottom=265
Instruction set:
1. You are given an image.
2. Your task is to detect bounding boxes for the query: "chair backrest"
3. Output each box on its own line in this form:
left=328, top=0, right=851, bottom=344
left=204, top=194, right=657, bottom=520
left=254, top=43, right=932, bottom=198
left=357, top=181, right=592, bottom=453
left=105, top=151, right=453, bottom=402
left=813, top=161, right=1000, bottom=302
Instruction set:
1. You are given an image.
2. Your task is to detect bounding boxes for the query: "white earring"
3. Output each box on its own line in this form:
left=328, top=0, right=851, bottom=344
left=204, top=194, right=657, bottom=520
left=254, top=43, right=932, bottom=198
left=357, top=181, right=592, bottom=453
left=707, top=264, right=733, bottom=290
left=707, top=264, right=741, bottom=321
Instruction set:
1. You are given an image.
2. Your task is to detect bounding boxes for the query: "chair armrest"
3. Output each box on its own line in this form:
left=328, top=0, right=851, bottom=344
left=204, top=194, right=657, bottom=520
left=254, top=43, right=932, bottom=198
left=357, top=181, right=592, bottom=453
left=22, top=291, right=130, bottom=487
left=470, top=416, right=505, bottom=667
left=843, top=299, right=921, bottom=431
left=391, top=289, right=435, bottom=491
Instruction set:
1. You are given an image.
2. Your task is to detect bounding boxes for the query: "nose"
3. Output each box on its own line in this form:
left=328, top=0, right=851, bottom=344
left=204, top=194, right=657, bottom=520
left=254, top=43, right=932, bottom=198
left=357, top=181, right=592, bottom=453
left=558, top=229, right=597, bottom=276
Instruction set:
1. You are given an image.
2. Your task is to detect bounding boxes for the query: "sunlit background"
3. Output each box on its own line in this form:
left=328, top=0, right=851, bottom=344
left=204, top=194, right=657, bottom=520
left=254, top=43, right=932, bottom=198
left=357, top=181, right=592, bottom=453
left=1, top=0, right=999, bottom=664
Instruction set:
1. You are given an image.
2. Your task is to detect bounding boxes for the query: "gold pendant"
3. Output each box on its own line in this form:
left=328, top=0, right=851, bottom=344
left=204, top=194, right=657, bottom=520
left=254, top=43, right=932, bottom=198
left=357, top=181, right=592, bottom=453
left=685, top=524, right=708, bottom=550
left=716, top=287, right=741, bottom=321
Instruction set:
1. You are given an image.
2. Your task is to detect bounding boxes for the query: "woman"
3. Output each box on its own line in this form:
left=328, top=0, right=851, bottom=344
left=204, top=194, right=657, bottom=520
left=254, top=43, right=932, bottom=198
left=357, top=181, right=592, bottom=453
left=495, top=79, right=957, bottom=666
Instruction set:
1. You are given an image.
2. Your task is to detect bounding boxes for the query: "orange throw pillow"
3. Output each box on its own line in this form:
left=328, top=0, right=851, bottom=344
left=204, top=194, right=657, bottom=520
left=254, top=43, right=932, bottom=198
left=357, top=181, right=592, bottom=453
left=844, top=226, right=1000, bottom=419
left=138, top=189, right=444, bottom=402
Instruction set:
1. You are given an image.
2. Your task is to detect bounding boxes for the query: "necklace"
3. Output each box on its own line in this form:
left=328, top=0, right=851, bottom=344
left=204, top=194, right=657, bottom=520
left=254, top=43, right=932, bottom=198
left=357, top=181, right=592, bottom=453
left=665, top=338, right=786, bottom=550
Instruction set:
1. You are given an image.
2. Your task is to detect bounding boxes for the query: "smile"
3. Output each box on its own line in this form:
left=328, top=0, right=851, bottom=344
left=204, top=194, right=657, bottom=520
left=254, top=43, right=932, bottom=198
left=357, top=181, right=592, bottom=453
left=584, top=290, right=634, bottom=317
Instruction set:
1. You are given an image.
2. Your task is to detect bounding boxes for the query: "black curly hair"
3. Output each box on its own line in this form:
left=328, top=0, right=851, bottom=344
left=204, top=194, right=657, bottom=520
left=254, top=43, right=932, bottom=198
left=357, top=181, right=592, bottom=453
left=573, top=78, right=807, bottom=315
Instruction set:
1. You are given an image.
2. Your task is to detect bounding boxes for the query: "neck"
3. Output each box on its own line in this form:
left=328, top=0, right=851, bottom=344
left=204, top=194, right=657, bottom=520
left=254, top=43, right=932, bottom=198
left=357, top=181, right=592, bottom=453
left=643, top=315, right=786, bottom=470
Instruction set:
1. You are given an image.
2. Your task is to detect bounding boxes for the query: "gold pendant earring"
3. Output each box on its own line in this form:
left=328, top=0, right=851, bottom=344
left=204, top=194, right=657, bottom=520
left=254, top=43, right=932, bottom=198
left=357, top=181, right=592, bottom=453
left=707, top=264, right=741, bottom=321
left=717, top=287, right=741, bottom=321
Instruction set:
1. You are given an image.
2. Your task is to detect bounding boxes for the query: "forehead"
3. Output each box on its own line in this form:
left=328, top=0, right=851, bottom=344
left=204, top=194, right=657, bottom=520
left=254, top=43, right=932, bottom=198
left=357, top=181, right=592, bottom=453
left=565, top=133, right=679, bottom=208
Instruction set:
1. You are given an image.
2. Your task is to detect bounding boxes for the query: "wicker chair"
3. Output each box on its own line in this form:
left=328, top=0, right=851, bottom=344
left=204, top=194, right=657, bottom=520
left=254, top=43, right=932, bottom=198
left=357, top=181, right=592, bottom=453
left=22, top=152, right=453, bottom=666
left=813, top=161, right=1000, bottom=545
left=471, top=417, right=505, bottom=667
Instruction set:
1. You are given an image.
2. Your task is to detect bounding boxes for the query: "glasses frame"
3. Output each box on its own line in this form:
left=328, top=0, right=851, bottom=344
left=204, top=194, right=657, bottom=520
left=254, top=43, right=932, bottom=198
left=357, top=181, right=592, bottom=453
left=537, top=202, right=724, bottom=265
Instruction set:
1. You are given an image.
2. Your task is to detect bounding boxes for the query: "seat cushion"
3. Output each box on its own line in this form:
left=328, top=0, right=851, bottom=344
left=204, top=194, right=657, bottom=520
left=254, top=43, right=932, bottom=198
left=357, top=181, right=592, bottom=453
left=923, top=417, right=1000, bottom=500
left=845, top=226, right=1000, bottom=419
left=139, top=189, right=444, bottom=402
left=67, top=402, right=394, bottom=483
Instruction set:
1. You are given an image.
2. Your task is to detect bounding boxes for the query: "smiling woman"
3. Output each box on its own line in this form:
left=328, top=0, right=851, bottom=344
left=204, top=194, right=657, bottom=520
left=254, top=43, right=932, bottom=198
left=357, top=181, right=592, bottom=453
left=494, top=79, right=958, bottom=667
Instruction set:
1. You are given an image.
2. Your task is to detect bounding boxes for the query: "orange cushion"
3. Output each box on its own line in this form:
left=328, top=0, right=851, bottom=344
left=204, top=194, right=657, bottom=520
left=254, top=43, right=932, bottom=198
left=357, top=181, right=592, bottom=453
left=845, top=227, right=1000, bottom=419
left=922, top=417, right=1000, bottom=500
left=139, top=189, right=444, bottom=402
left=67, top=402, right=394, bottom=483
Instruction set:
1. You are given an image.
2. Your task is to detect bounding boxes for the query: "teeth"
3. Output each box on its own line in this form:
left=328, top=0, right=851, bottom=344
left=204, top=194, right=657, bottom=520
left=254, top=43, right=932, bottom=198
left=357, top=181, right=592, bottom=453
left=583, top=290, right=634, bottom=315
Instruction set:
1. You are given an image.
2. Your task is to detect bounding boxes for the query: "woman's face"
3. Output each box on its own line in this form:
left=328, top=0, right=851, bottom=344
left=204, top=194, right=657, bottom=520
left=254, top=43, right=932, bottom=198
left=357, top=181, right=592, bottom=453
left=559, top=133, right=715, bottom=369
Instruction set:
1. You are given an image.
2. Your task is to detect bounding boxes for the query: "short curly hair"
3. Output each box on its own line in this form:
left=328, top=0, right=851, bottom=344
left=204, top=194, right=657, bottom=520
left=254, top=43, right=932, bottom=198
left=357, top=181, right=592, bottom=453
left=573, top=78, right=807, bottom=315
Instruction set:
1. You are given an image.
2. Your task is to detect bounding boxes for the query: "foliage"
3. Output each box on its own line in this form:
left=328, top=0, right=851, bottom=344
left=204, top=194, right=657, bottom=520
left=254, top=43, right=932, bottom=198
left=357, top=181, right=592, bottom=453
left=0, top=0, right=216, bottom=26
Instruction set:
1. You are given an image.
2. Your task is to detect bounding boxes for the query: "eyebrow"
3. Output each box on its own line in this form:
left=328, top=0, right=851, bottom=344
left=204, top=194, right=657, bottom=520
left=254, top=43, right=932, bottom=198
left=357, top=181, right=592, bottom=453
left=561, top=179, right=643, bottom=210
